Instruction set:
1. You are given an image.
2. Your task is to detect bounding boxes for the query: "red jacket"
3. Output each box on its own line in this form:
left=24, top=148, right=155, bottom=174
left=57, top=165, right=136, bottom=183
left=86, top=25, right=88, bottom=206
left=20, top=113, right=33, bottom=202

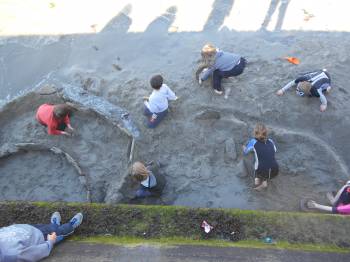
left=36, top=104, right=70, bottom=135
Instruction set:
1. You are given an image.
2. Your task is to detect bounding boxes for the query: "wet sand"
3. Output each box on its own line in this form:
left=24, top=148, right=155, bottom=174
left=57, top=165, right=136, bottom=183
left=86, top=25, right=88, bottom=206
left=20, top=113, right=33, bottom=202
left=0, top=0, right=350, bottom=211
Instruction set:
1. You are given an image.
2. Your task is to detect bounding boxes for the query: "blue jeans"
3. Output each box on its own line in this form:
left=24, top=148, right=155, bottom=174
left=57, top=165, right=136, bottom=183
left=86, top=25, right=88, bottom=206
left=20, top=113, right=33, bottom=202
left=143, top=106, right=168, bottom=128
left=32, top=223, right=74, bottom=243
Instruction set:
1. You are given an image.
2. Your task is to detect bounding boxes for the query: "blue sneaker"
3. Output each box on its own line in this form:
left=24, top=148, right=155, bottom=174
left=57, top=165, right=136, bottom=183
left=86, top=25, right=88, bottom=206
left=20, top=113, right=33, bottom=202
left=50, top=212, right=61, bottom=226
left=70, top=213, right=83, bottom=229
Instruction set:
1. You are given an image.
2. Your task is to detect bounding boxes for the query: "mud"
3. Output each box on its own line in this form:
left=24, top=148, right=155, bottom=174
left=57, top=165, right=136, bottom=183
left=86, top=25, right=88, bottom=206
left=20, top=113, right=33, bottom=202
left=1, top=1, right=350, bottom=211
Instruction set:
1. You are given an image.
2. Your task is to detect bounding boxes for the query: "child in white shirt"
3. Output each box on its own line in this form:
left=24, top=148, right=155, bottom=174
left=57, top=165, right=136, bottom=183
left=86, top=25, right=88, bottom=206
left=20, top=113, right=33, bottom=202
left=144, top=75, right=177, bottom=128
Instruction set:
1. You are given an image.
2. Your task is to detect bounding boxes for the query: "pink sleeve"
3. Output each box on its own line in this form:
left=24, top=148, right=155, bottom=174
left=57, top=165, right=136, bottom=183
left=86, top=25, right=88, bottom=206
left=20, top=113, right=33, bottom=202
left=336, top=204, right=350, bottom=215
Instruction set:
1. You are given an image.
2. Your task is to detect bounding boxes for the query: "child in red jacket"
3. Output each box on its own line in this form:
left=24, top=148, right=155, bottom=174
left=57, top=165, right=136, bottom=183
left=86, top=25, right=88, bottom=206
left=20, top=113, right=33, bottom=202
left=36, top=104, right=74, bottom=136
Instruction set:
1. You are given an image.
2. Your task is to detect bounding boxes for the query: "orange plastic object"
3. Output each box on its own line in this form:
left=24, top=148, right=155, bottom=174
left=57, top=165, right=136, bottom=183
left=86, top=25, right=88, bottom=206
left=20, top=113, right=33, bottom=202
left=284, top=57, right=300, bottom=65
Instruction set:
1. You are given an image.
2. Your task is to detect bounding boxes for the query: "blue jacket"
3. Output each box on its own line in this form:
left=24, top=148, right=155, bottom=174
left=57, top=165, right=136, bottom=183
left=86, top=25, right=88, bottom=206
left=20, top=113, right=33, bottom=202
left=200, top=50, right=241, bottom=80
left=0, top=224, right=54, bottom=262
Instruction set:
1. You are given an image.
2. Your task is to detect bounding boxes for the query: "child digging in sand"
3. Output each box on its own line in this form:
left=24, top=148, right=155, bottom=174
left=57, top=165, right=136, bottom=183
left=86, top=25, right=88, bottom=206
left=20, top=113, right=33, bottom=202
left=276, top=69, right=332, bottom=112
left=131, top=161, right=166, bottom=198
left=243, top=123, right=279, bottom=190
left=198, top=43, right=246, bottom=95
left=143, top=74, right=177, bottom=128
left=36, top=103, right=75, bottom=136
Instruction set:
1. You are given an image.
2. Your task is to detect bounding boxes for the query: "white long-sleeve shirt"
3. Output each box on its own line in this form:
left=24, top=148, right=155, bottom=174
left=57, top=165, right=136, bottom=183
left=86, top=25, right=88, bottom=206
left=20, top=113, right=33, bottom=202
left=144, top=84, right=177, bottom=113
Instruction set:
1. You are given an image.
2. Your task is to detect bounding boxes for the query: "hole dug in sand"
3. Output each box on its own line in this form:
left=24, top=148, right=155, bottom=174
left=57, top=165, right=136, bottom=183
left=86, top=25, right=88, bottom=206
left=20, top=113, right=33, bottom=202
left=0, top=88, right=133, bottom=203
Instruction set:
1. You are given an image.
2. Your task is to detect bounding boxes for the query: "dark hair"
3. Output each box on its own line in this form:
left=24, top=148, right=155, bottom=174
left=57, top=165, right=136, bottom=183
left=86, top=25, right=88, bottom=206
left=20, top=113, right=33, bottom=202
left=150, top=75, right=163, bottom=90
left=53, top=104, right=73, bottom=119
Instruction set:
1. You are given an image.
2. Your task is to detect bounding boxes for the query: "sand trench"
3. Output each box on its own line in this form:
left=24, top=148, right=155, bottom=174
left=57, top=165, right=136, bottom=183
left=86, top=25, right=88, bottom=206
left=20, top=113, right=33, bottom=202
left=0, top=85, right=135, bottom=204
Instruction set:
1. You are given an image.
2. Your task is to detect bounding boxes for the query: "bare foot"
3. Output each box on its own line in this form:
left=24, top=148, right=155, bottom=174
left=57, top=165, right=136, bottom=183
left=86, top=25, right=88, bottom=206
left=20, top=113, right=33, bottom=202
left=254, top=178, right=261, bottom=186
left=254, top=181, right=267, bottom=191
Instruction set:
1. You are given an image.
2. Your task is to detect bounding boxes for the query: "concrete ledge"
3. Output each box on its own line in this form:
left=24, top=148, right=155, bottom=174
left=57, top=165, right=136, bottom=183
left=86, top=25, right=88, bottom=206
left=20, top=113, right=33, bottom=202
left=1, top=202, right=350, bottom=247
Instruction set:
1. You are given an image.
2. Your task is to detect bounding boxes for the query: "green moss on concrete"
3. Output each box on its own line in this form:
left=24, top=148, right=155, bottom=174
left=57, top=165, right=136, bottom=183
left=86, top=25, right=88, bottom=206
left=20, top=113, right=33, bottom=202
left=1, top=202, right=350, bottom=249
left=71, top=236, right=349, bottom=253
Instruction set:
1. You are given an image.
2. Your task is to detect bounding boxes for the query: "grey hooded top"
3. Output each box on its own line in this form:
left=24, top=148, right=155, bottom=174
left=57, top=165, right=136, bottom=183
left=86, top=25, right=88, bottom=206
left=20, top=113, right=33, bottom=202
left=0, top=224, right=54, bottom=262
left=200, top=50, right=241, bottom=81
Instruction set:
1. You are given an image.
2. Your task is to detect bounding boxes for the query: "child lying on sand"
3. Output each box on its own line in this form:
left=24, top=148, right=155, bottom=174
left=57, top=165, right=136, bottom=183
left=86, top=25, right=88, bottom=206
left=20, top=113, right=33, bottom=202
left=276, top=69, right=332, bottom=112
left=302, top=181, right=350, bottom=215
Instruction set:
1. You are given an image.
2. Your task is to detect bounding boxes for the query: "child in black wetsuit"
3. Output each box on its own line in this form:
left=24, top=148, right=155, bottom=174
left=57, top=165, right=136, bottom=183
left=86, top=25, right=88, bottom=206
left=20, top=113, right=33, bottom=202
left=243, top=123, right=279, bottom=190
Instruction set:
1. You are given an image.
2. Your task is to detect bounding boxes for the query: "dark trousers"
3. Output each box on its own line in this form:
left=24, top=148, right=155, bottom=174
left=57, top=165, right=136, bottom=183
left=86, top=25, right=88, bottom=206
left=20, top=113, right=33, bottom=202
left=143, top=106, right=168, bottom=128
left=136, top=185, right=153, bottom=198
left=32, top=223, right=74, bottom=243
left=213, top=57, right=246, bottom=91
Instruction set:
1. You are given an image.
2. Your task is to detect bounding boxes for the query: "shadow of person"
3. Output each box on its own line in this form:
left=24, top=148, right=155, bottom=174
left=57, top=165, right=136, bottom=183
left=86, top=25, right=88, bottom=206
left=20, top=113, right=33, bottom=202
left=260, top=0, right=291, bottom=31
left=203, top=0, right=235, bottom=32
left=100, top=4, right=132, bottom=34
left=144, top=6, right=177, bottom=35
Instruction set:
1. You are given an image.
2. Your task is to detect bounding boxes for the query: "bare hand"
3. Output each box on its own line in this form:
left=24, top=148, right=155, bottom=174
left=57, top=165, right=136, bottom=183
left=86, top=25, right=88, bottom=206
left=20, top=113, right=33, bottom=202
left=48, top=232, right=57, bottom=242
left=276, top=89, right=284, bottom=96
left=61, top=131, right=71, bottom=136
left=67, top=125, right=74, bottom=131
left=320, top=104, right=327, bottom=112
left=143, top=96, right=149, bottom=101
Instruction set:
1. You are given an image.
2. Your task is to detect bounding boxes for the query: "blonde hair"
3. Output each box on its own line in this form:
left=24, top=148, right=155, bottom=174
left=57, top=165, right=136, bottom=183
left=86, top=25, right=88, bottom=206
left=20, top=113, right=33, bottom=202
left=131, top=161, right=149, bottom=182
left=201, top=43, right=217, bottom=67
left=254, top=123, right=268, bottom=142
left=298, top=81, right=312, bottom=96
